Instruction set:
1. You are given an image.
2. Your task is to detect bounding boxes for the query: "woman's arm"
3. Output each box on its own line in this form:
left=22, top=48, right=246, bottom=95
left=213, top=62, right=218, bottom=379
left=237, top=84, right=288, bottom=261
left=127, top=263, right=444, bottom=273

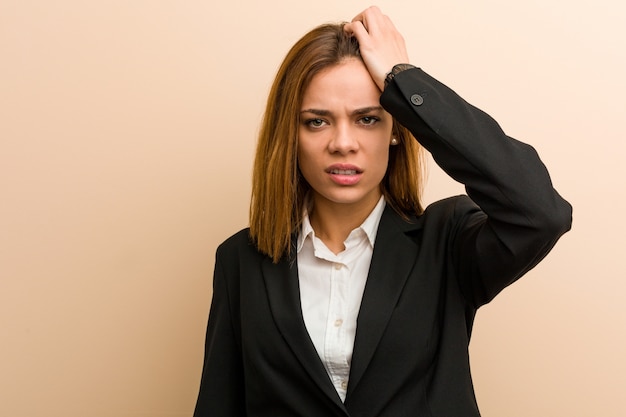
left=193, top=248, right=246, bottom=416
left=383, top=67, right=572, bottom=306
left=347, top=6, right=572, bottom=307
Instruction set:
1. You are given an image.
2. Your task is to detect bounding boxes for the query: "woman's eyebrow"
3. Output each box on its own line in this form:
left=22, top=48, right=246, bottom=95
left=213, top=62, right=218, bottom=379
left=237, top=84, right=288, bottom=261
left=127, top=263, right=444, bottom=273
left=352, top=106, right=384, bottom=115
left=300, top=106, right=383, bottom=116
left=300, top=108, right=331, bottom=116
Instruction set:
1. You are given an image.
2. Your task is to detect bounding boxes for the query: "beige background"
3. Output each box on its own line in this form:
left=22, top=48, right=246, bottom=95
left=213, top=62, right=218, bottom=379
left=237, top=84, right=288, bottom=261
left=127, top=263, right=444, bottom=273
left=1, top=0, right=625, bottom=416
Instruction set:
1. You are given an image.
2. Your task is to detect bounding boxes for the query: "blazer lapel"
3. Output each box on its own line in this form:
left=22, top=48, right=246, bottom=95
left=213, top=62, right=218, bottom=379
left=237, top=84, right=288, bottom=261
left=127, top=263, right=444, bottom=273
left=347, top=206, right=424, bottom=395
left=261, top=249, right=347, bottom=411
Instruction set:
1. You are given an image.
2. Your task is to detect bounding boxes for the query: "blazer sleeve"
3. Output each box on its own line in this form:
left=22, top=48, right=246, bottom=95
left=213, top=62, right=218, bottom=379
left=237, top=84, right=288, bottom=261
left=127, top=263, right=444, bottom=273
left=380, top=68, right=572, bottom=308
left=193, top=245, right=245, bottom=417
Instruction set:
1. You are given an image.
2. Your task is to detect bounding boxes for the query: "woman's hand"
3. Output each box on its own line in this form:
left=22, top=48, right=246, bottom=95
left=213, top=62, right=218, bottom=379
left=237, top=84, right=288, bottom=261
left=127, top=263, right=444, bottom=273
left=344, top=6, right=410, bottom=91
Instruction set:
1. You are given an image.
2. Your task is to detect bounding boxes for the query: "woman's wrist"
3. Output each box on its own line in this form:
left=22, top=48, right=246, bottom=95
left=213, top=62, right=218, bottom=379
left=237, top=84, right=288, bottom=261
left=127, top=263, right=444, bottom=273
left=384, top=63, right=417, bottom=88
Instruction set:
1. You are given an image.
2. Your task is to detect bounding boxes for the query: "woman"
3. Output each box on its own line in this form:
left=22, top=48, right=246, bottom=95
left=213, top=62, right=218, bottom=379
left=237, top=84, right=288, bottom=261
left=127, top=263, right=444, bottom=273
left=194, top=6, right=572, bottom=417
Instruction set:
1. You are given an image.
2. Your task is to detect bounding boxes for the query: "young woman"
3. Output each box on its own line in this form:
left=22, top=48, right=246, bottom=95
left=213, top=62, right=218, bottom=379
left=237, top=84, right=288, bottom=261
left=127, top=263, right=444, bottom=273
left=194, top=6, right=572, bottom=417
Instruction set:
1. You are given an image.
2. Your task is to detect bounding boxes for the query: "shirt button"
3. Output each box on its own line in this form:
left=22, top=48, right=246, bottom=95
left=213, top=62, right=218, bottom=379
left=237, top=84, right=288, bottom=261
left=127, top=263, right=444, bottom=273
left=333, top=263, right=342, bottom=270
left=334, top=319, right=343, bottom=327
left=341, top=380, right=348, bottom=389
left=410, top=93, right=424, bottom=106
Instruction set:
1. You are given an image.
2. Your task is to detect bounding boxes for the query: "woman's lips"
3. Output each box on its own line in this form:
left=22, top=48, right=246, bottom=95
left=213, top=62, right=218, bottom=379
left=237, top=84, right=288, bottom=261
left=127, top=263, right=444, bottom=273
left=326, top=164, right=363, bottom=185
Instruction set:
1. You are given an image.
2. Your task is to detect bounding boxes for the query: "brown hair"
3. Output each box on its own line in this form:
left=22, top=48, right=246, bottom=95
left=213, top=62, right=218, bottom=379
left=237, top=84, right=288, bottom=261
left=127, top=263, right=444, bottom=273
left=249, top=23, right=425, bottom=263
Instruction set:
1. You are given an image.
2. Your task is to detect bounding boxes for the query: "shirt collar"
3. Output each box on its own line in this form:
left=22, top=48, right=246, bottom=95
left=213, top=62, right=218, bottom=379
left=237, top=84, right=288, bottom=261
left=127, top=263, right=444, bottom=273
left=296, top=195, right=386, bottom=253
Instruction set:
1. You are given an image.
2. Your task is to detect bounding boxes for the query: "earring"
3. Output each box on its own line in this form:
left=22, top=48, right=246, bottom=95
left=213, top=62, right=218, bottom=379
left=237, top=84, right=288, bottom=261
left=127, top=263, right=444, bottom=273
left=390, top=137, right=399, bottom=145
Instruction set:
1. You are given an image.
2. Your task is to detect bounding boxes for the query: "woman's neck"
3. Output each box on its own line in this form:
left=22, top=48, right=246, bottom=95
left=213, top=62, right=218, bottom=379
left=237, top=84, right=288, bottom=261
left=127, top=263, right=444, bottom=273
left=308, top=193, right=381, bottom=254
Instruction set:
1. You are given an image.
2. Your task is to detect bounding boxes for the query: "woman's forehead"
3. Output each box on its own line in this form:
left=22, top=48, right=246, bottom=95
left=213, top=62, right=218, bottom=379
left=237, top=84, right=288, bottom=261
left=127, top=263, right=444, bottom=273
left=301, top=59, right=380, bottom=111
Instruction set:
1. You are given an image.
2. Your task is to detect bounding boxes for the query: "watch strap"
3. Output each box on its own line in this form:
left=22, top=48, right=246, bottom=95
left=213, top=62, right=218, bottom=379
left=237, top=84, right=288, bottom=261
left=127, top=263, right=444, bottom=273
left=384, top=63, right=416, bottom=87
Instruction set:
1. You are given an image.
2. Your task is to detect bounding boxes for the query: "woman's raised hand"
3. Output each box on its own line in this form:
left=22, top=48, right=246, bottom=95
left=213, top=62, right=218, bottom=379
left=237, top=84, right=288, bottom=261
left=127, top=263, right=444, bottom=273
left=344, top=6, right=410, bottom=91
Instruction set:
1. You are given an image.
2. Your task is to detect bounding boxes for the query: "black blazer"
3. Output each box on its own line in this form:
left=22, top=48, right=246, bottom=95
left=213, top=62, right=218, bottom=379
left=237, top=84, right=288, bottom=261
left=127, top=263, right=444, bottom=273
left=194, top=68, right=572, bottom=417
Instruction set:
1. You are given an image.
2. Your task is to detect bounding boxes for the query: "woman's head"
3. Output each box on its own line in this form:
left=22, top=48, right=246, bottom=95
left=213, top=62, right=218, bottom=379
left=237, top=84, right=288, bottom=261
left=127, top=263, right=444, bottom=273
left=250, top=23, right=424, bottom=262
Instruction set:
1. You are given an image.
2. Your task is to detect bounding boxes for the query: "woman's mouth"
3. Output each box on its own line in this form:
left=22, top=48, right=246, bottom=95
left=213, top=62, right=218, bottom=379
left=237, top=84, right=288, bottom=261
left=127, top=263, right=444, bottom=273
left=326, top=165, right=363, bottom=185
left=329, top=168, right=358, bottom=175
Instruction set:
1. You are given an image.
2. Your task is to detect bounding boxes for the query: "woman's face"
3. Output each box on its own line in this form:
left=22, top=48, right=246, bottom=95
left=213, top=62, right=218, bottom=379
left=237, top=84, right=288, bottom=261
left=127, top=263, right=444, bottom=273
left=298, top=58, right=393, bottom=213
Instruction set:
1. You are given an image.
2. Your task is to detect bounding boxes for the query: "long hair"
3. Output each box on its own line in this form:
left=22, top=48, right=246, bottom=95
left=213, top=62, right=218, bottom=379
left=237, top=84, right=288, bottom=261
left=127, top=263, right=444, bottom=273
left=250, top=23, right=425, bottom=263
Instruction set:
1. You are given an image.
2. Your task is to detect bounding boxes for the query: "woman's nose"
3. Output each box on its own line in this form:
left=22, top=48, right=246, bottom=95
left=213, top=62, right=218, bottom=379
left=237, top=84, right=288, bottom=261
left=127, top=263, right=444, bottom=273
left=328, top=125, right=359, bottom=154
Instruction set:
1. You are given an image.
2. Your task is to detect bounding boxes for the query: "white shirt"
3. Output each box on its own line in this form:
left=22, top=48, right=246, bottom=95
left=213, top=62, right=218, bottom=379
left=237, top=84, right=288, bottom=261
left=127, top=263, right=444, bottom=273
left=296, top=196, right=386, bottom=402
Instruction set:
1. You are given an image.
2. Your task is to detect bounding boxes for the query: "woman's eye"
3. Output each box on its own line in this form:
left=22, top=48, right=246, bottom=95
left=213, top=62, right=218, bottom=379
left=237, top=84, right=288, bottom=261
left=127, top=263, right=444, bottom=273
left=359, top=116, right=380, bottom=126
left=305, top=118, right=326, bottom=128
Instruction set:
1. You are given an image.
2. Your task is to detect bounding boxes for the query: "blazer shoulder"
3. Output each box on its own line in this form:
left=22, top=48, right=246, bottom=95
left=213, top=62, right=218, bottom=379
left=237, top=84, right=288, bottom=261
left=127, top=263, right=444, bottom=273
left=215, top=228, right=257, bottom=260
left=421, top=194, right=481, bottom=224
left=219, top=227, right=252, bottom=247
left=383, top=195, right=481, bottom=241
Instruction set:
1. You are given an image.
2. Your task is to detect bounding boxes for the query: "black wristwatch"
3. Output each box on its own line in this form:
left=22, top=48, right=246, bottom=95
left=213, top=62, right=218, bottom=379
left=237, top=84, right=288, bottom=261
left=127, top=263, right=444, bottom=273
left=384, top=63, right=416, bottom=87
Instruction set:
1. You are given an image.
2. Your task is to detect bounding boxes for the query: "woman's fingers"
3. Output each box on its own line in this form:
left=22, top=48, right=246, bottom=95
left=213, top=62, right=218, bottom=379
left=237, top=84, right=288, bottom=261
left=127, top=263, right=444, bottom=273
left=344, top=7, right=410, bottom=91
left=350, top=5, right=383, bottom=33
